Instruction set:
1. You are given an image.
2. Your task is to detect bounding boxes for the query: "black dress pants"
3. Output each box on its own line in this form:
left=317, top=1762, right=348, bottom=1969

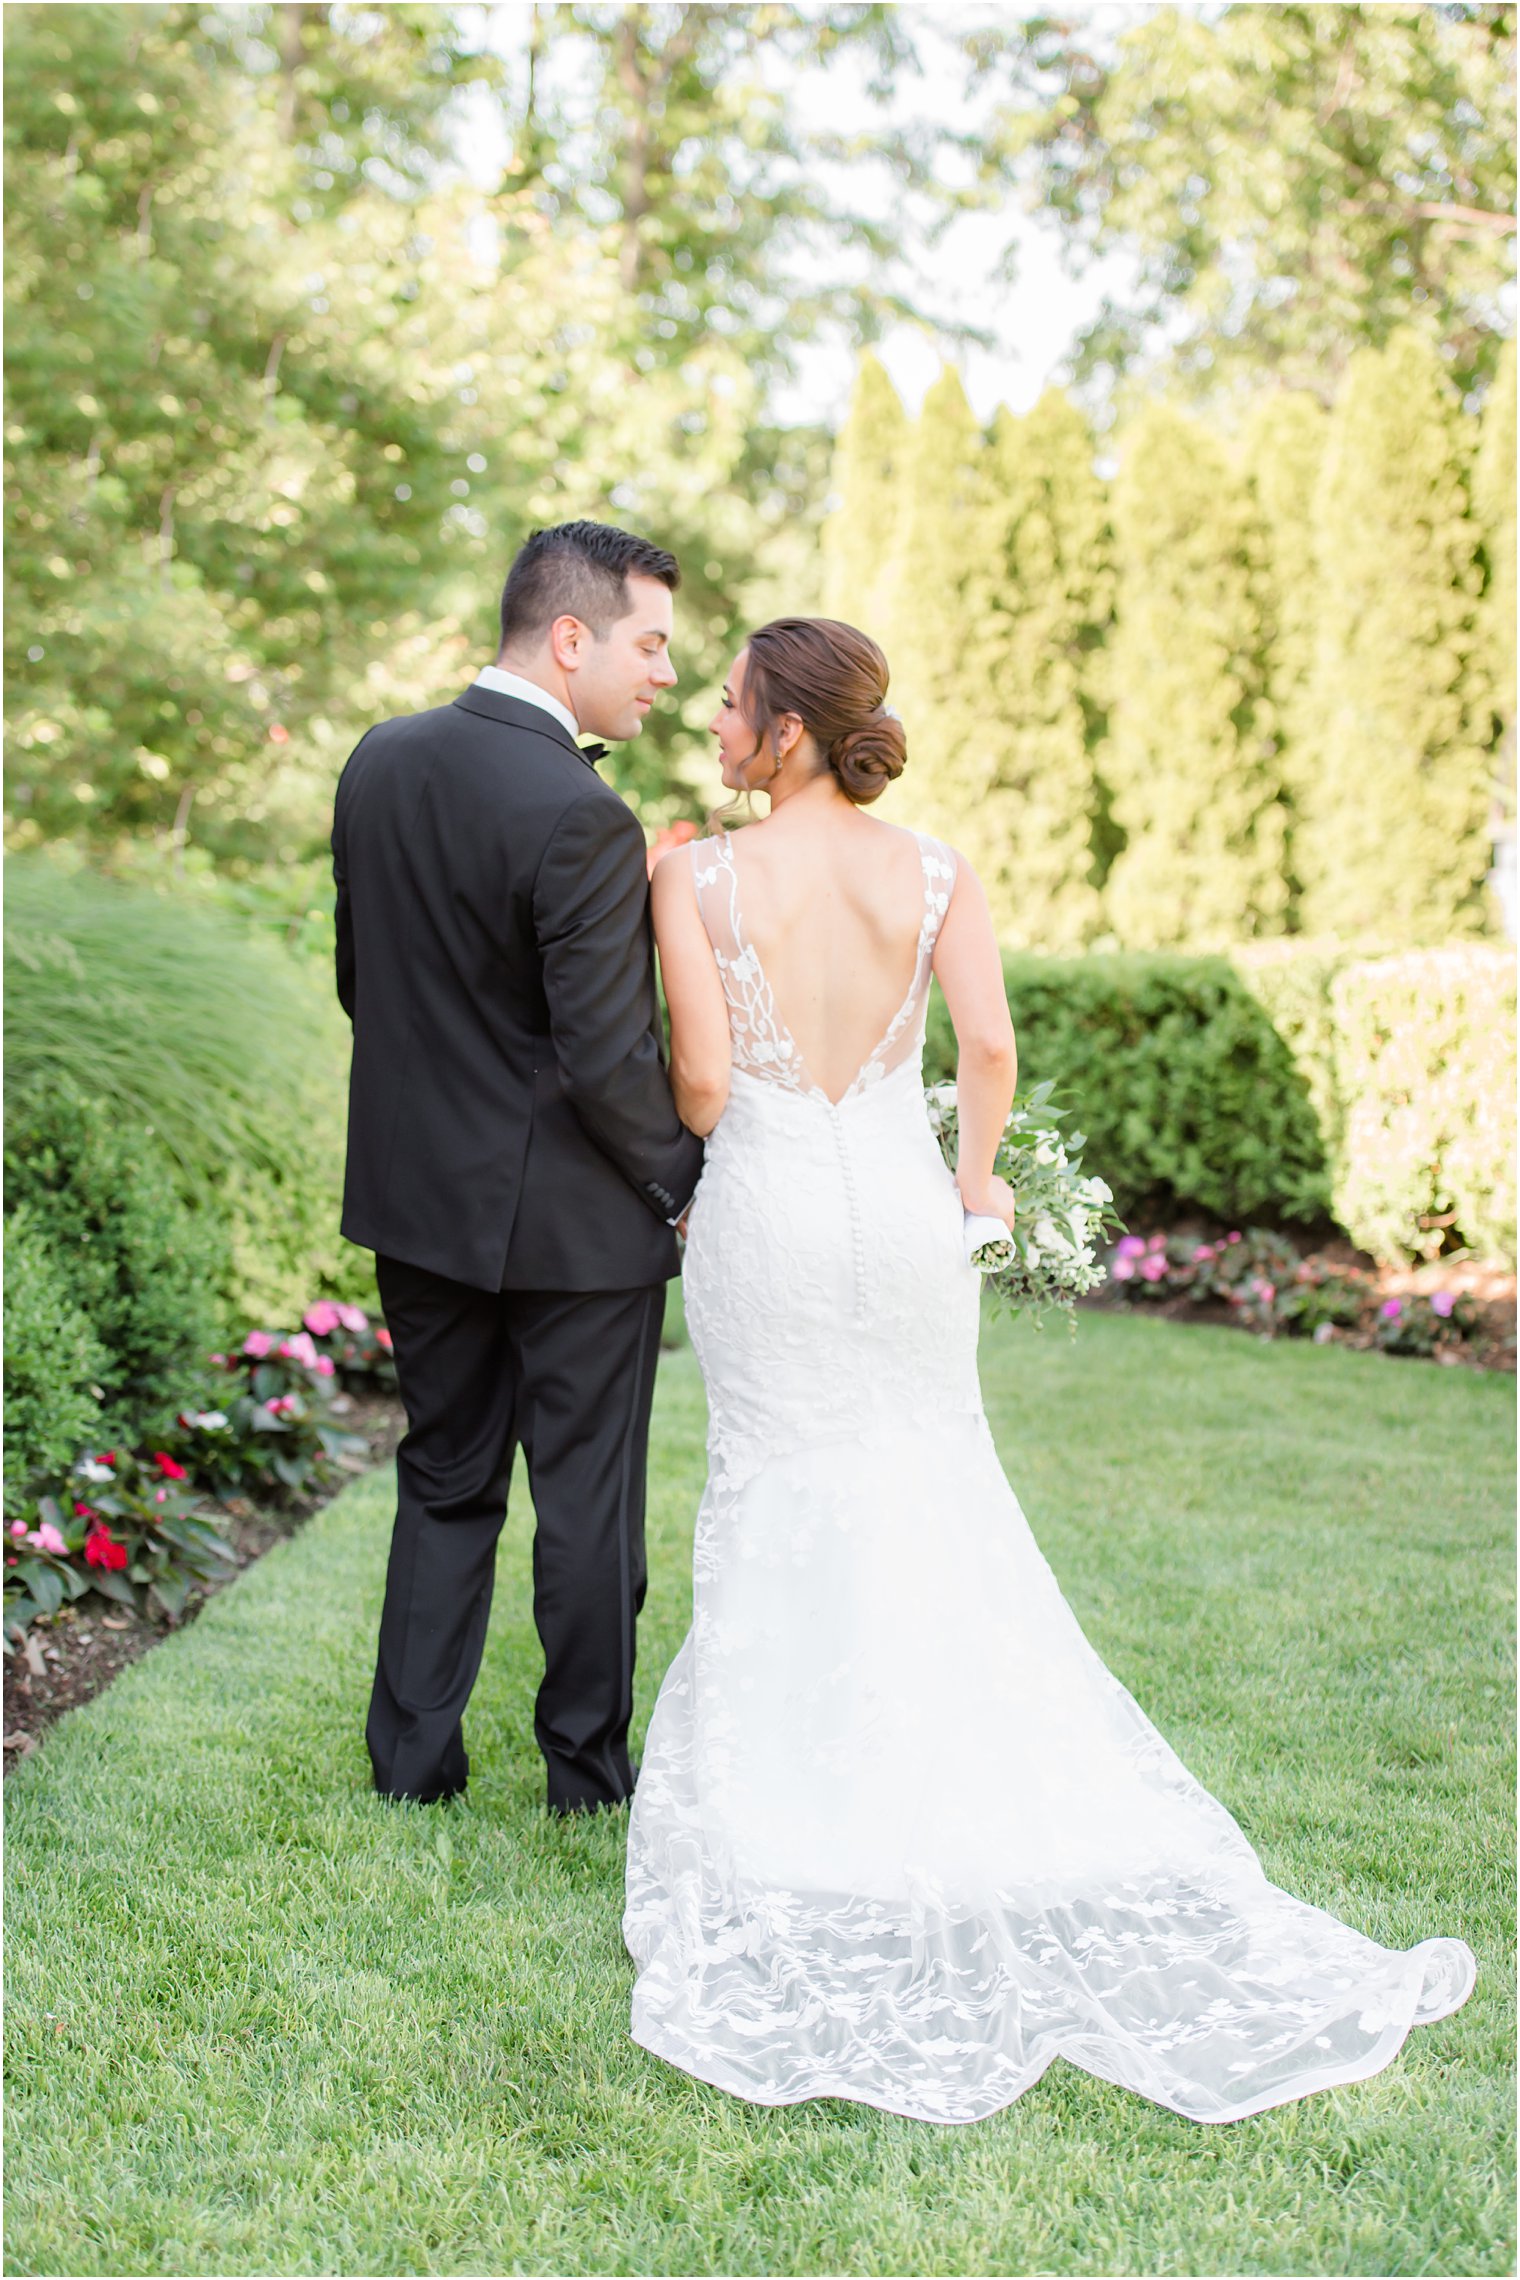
left=368, top=1254, right=666, bottom=1813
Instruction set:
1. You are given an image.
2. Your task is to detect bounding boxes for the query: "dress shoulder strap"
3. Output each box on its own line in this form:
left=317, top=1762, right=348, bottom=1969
left=914, top=832, right=958, bottom=955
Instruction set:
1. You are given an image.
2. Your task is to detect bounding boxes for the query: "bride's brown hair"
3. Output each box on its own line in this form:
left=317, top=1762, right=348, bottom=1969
left=738, top=617, right=907, bottom=806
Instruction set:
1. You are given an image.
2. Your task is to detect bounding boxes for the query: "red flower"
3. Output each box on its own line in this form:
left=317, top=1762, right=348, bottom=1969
left=74, top=1500, right=96, bottom=1519
left=99, top=1450, right=116, bottom=1465
left=84, top=1526, right=128, bottom=1572
left=375, top=1328, right=393, bottom=1352
left=152, top=1452, right=188, bottom=1481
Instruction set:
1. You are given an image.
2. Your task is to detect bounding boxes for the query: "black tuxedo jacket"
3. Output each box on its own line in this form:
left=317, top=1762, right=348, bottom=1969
left=332, top=685, right=704, bottom=1292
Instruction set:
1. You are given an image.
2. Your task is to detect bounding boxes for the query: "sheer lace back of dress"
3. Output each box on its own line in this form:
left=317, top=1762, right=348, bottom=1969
left=689, top=830, right=956, bottom=1107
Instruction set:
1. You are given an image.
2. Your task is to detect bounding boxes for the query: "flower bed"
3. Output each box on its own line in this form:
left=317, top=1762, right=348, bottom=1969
left=1104, top=1226, right=1502, bottom=1362
left=2, top=1303, right=395, bottom=1649
left=2, top=1387, right=405, bottom=1768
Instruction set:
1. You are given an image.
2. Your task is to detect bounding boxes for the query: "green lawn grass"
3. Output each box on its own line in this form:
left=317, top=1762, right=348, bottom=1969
left=5, top=1313, right=1513, bottom=2278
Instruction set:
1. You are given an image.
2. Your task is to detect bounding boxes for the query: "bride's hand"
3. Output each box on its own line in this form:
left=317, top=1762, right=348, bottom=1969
left=958, top=1173, right=1016, bottom=1230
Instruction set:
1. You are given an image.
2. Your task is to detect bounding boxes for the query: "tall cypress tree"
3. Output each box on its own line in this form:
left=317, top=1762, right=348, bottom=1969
left=1302, top=329, right=1490, bottom=941
left=880, top=367, right=993, bottom=847
left=1245, top=389, right=1329, bottom=925
left=1475, top=336, right=1516, bottom=759
left=1103, top=401, right=1287, bottom=947
left=968, top=388, right=1109, bottom=946
left=821, top=353, right=909, bottom=642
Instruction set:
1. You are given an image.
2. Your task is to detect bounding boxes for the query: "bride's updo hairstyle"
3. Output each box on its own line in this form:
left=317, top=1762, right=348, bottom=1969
left=741, top=617, right=907, bottom=805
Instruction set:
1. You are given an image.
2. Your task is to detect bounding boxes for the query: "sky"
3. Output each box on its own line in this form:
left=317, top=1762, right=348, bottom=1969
left=449, top=2, right=1144, bottom=430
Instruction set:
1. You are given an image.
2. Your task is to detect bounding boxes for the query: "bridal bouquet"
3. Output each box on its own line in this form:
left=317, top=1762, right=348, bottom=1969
left=925, top=1077, right=1125, bottom=1327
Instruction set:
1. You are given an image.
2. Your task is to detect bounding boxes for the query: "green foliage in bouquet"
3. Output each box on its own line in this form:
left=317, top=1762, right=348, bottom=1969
left=927, top=1077, right=1125, bottom=1327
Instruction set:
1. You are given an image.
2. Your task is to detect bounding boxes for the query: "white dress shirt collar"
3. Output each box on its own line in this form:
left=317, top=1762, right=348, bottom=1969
left=473, top=665, right=580, bottom=744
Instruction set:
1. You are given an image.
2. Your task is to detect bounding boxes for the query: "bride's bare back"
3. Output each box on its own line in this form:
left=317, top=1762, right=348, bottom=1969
left=706, top=812, right=940, bottom=1104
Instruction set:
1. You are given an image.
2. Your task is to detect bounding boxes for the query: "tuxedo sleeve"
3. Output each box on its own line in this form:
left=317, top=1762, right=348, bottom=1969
left=534, top=793, right=704, bottom=1221
left=332, top=730, right=375, bottom=1024
left=333, top=805, right=355, bottom=1023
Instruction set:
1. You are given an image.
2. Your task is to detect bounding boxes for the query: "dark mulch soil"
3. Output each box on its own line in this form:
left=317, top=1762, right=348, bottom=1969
left=3, top=1391, right=406, bottom=1774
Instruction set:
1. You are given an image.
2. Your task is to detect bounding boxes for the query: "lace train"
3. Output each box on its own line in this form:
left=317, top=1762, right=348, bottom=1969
left=625, top=1415, right=1475, bottom=2125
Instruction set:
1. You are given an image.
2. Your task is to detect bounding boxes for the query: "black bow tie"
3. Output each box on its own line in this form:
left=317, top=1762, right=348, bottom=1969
left=578, top=742, right=608, bottom=768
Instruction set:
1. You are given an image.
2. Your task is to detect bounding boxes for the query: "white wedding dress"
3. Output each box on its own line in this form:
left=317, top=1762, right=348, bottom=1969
left=623, top=830, right=1476, bottom=2126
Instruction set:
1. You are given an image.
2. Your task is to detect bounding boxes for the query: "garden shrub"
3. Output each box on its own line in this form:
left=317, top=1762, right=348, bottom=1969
left=1330, top=947, right=1516, bottom=1263
left=3, top=1207, right=108, bottom=1515
left=924, top=953, right=1334, bottom=1228
left=4, top=1089, right=228, bottom=1446
left=4, top=853, right=371, bottom=1321
left=924, top=941, right=1515, bottom=1263
left=1233, top=938, right=1349, bottom=1164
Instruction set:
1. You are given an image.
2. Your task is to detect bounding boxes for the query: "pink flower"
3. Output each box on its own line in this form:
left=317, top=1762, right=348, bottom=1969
left=303, top=1301, right=343, bottom=1337
left=1430, top=1291, right=1456, bottom=1318
left=243, top=1331, right=274, bottom=1359
left=375, top=1328, right=393, bottom=1352
left=1114, top=1236, right=1146, bottom=1260
left=1146, top=1232, right=1166, bottom=1250
left=264, top=1394, right=297, bottom=1418
left=280, top=1332, right=319, bottom=1370
left=209, top=1353, right=228, bottom=1368
left=1139, top=1254, right=1168, bottom=1283
left=10, top=1521, right=28, bottom=1538
left=154, top=1489, right=167, bottom=1505
left=1253, top=1278, right=1276, bottom=1302
left=1226, top=1231, right=1242, bottom=1244
left=1379, top=1298, right=1402, bottom=1321
left=33, top=1522, right=68, bottom=1557
left=314, top=1355, right=335, bottom=1377
left=337, top=1304, right=369, bottom=1334
left=1111, top=1255, right=1136, bottom=1282
left=1193, top=1244, right=1217, bottom=1262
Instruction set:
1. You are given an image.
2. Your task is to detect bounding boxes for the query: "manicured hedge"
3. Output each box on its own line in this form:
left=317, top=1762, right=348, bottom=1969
left=925, top=941, right=1515, bottom=1264
left=1330, top=948, right=1515, bottom=1265
left=924, top=954, right=1334, bottom=1229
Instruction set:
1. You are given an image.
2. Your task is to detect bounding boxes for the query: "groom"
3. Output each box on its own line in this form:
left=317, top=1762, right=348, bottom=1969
left=332, top=521, right=704, bottom=1813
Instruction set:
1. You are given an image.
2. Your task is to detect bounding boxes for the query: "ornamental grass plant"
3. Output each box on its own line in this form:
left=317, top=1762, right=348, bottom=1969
left=3, top=853, right=360, bottom=1322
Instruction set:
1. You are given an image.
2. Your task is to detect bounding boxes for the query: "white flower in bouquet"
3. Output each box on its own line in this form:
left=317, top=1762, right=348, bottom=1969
left=924, top=1082, right=958, bottom=1136
left=924, top=1073, right=1126, bottom=1329
left=1032, top=1215, right=1071, bottom=1259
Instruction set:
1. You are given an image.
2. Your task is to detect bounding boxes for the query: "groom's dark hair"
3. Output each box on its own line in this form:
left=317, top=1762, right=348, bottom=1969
left=498, top=521, right=680, bottom=651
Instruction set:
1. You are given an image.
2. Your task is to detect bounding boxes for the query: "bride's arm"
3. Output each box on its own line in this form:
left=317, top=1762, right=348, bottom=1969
left=931, top=855, right=1018, bottom=1221
left=651, top=847, right=732, bottom=1137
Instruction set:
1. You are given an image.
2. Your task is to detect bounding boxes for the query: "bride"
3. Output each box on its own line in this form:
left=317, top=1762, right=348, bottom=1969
left=623, top=615, right=1475, bottom=2126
